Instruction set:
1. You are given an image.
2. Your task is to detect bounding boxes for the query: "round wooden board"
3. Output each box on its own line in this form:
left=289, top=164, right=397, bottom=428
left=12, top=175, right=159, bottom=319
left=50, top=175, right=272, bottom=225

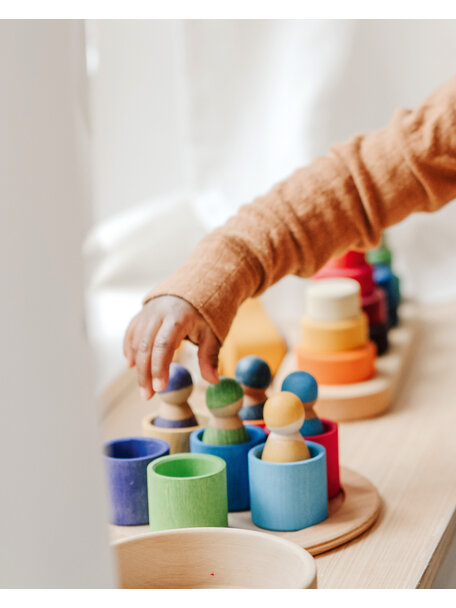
left=228, top=466, right=381, bottom=556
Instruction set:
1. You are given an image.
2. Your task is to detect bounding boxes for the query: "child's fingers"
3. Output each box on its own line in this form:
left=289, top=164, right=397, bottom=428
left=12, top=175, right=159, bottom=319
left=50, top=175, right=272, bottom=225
left=123, top=314, right=140, bottom=366
left=134, top=320, right=161, bottom=400
left=151, top=321, right=187, bottom=393
left=197, top=329, right=220, bottom=385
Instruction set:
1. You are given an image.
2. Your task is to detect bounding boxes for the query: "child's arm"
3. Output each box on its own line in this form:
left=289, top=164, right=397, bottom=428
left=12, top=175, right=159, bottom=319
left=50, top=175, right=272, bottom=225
left=125, top=76, right=456, bottom=399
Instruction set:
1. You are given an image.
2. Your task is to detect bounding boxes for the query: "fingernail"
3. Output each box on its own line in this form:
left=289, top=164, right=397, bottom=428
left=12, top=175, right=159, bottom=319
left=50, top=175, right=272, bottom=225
left=139, top=388, right=150, bottom=401
left=153, top=378, right=166, bottom=393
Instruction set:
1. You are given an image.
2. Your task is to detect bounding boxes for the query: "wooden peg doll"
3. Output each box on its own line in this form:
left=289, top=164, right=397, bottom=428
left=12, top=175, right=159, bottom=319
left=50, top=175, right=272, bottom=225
left=154, top=363, right=198, bottom=428
left=202, top=377, right=250, bottom=446
left=235, top=355, right=272, bottom=421
left=281, top=371, right=324, bottom=436
left=262, top=392, right=311, bottom=463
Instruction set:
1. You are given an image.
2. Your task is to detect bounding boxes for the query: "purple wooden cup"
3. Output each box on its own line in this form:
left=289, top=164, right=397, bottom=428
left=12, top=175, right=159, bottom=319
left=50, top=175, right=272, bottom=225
left=104, top=437, right=169, bottom=526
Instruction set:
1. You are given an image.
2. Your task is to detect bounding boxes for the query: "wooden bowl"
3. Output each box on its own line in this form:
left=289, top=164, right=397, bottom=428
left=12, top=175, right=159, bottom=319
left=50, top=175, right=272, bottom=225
left=114, top=527, right=317, bottom=588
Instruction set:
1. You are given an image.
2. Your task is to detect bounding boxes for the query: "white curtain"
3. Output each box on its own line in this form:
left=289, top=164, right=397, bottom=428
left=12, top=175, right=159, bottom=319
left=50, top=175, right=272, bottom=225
left=0, top=20, right=115, bottom=587
left=84, top=20, right=456, bottom=389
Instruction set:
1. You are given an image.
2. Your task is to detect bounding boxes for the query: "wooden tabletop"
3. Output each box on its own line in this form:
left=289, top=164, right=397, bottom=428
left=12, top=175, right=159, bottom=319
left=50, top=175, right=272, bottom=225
left=100, top=300, right=456, bottom=589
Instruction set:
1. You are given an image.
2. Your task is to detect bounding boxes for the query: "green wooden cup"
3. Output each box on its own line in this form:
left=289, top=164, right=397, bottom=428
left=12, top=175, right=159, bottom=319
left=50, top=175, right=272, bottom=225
left=147, top=453, right=228, bottom=531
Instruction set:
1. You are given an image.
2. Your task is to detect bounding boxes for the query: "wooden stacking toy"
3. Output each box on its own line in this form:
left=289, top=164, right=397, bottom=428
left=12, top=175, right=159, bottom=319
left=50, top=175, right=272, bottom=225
left=202, top=377, right=249, bottom=445
left=248, top=392, right=328, bottom=531
left=282, top=371, right=340, bottom=498
left=315, top=251, right=390, bottom=355
left=373, top=263, right=400, bottom=328
left=295, top=278, right=377, bottom=385
left=192, top=377, right=266, bottom=511
left=104, top=437, right=169, bottom=526
left=285, top=252, right=414, bottom=420
left=147, top=453, right=228, bottom=531
left=366, top=235, right=392, bottom=267
left=114, top=528, right=317, bottom=589
left=235, top=355, right=272, bottom=426
left=367, top=236, right=401, bottom=328
left=142, top=363, right=205, bottom=454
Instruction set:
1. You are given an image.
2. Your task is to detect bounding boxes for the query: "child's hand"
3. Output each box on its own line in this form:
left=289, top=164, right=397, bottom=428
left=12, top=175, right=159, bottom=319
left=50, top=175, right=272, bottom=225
left=123, top=295, right=220, bottom=400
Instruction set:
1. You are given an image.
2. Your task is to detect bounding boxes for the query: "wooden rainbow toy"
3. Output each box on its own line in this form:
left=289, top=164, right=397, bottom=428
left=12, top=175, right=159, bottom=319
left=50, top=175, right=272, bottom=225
left=296, top=278, right=377, bottom=386
left=276, top=251, right=415, bottom=421
left=315, top=251, right=390, bottom=355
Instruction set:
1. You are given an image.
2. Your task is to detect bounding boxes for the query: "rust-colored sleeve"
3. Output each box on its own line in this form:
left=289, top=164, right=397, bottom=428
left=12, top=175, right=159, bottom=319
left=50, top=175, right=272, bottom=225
left=144, top=76, right=456, bottom=344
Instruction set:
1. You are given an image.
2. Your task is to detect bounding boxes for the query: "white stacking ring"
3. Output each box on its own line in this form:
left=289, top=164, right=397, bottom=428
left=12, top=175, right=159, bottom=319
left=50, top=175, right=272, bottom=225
left=305, top=278, right=361, bottom=322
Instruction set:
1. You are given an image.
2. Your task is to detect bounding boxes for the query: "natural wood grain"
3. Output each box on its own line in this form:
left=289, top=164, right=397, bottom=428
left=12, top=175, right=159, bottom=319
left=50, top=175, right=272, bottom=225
left=114, top=527, right=317, bottom=589
left=101, top=299, right=456, bottom=588
left=314, top=301, right=456, bottom=588
left=142, top=413, right=207, bottom=454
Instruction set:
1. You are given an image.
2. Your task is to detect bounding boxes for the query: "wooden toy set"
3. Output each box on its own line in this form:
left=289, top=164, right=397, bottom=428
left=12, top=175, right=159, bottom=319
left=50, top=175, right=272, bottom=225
left=108, top=361, right=381, bottom=589
left=280, top=247, right=416, bottom=422
left=105, top=238, right=420, bottom=588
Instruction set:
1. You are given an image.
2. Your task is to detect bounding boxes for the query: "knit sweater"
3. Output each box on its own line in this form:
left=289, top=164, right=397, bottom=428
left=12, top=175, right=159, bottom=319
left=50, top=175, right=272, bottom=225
left=144, top=76, right=456, bottom=344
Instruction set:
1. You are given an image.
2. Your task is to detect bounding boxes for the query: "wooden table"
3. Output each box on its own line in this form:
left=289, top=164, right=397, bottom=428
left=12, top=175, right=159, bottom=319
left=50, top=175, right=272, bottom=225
left=100, top=300, right=456, bottom=588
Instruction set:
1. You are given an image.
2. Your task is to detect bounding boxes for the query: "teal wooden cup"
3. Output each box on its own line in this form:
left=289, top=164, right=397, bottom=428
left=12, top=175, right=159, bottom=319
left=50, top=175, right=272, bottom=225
left=147, top=453, right=228, bottom=531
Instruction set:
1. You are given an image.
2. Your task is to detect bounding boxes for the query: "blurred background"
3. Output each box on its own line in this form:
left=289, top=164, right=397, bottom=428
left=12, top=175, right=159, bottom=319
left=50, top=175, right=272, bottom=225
left=83, top=19, right=456, bottom=391
left=1, top=19, right=455, bottom=588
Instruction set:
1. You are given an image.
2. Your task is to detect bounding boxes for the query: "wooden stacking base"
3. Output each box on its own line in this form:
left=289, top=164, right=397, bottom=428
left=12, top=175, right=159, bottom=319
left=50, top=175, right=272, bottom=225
left=229, top=466, right=380, bottom=555
left=276, top=302, right=418, bottom=422
left=110, top=466, right=380, bottom=557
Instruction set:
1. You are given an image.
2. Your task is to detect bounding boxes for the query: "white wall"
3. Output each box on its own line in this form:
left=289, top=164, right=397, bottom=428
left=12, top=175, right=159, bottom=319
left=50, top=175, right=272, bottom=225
left=87, top=20, right=189, bottom=223
left=0, top=20, right=115, bottom=587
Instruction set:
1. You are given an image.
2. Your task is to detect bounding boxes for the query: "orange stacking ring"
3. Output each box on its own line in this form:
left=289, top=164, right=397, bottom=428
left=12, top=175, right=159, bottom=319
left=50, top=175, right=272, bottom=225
left=295, top=341, right=377, bottom=385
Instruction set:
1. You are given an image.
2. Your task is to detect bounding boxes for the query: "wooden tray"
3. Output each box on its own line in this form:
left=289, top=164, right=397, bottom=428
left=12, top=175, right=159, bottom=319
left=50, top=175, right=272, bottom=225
left=110, top=466, right=381, bottom=557
left=229, top=466, right=380, bottom=555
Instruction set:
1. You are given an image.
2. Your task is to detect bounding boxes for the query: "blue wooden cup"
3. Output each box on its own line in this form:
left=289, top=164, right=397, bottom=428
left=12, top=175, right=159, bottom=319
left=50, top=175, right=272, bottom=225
left=190, top=425, right=267, bottom=512
left=248, top=441, right=328, bottom=531
left=104, top=437, right=169, bottom=526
